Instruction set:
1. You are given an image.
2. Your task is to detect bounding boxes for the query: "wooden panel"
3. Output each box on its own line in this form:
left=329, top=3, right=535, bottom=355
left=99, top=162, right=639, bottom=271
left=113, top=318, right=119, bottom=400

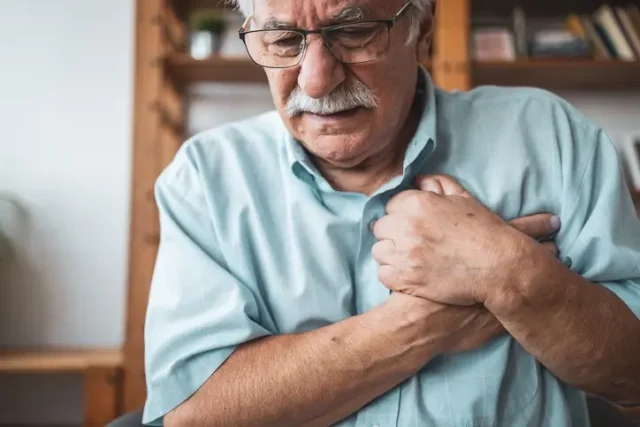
left=158, top=79, right=185, bottom=169
left=161, top=1, right=188, bottom=53
left=124, top=0, right=167, bottom=412
left=0, top=349, right=122, bottom=373
left=473, top=60, right=640, bottom=90
left=84, top=366, right=123, bottom=427
left=432, top=0, right=471, bottom=91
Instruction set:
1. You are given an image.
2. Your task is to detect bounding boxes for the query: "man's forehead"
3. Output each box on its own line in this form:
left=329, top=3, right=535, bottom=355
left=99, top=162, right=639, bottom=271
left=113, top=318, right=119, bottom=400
left=251, top=0, right=402, bottom=28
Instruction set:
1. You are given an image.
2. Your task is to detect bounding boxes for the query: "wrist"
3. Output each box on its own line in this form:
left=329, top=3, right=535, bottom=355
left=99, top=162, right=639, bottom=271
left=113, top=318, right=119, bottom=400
left=484, top=231, right=545, bottom=317
left=373, top=294, right=439, bottom=366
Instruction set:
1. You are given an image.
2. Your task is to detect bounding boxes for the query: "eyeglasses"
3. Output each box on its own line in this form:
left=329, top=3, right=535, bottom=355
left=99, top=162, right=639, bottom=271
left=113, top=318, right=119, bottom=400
left=238, top=2, right=413, bottom=69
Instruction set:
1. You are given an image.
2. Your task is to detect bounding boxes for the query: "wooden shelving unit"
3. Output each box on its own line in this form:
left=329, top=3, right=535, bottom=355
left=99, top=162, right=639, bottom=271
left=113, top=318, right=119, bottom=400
left=473, top=60, right=640, bottom=90
left=122, top=0, right=640, bottom=418
left=0, top=348, right=123, bottom=427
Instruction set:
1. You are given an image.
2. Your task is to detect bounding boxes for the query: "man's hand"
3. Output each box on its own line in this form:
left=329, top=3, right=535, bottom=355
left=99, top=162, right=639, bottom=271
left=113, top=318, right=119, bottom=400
left=372, top=175, right=561, bottom=306
left=385, top=292, right=505, bottom=354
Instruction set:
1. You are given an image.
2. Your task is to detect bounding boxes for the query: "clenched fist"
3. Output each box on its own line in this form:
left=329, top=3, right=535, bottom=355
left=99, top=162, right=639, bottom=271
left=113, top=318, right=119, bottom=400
left=372, top=175, right=561, bottom=306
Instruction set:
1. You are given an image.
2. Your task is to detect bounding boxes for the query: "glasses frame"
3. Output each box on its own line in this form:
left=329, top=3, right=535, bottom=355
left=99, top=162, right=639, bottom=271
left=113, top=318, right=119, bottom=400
left=238, top=1, right=414, bottom=69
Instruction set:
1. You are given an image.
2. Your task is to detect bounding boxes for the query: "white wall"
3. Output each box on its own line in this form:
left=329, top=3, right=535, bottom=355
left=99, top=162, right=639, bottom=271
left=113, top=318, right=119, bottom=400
left=558, top=91, right=640, bottom=144
left=0, top=0, right=134, bottom=424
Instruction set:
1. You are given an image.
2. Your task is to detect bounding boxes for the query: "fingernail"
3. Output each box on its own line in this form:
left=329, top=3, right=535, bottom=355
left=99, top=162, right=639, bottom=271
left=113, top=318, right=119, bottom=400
left=550, top=215, right=561, bottom=231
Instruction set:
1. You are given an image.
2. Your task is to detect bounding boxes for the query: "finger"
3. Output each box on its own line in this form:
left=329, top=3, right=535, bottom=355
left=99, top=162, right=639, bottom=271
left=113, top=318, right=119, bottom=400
left=509, top=214, right=561, bottom=240
left=378, top=264, right=405, bottom=292
left=371, top=239, right=396, bottom=265
left=542, top=241, right=559, bottom=257
left=414, top=174, right=471, bottom=197
left=372, top=214, right=410, bottom=241
left=386, top=189, right=432, bottom=215
left=417, top=176, right=444, bottom=194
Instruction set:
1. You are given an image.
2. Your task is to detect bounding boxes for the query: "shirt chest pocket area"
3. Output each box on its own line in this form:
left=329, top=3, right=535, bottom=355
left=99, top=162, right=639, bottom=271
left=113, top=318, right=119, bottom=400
left=260, top=255, right=357, bottom=334
left=418, top=336, right=540, bottom=426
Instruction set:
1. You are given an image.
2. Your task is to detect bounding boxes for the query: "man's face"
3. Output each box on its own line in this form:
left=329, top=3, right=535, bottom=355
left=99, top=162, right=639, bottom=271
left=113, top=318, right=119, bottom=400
left=251, top=0, right=425, bottom=169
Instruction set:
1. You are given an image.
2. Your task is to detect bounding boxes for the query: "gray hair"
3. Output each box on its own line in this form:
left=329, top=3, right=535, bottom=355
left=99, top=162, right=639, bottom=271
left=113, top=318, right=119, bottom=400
left=230, top=0, right=434, bottom=42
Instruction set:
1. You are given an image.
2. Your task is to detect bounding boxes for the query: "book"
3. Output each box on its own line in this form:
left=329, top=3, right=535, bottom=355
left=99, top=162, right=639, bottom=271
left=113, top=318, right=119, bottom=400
left=566, top=14, right=587, bottom=39
left=472, top=28, right=516, bottom=62
left=578, top=15, right=611, bottom=59
left=594, top=4, right=635, bottom=61
left=626, top=5, right=640, bottom=54
left=529, top=29, right=591, bottom=58
left=617, top=7, right=640, bottom=58
left=513, top=7, right=528, bottom=58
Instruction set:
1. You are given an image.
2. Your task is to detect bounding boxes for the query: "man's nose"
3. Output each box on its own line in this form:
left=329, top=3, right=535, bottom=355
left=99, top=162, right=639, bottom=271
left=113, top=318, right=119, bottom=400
left=297, top=37, right=346, bottom=99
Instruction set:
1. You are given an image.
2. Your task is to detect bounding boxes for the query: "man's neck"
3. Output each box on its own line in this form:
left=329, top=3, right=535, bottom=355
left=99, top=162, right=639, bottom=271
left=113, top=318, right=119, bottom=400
left=314, top=93, right=423, bottom=196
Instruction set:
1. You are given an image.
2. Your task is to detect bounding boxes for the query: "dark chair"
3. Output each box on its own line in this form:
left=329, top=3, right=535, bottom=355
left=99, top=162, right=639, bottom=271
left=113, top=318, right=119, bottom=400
left=107, top=410, right=144, bottom=427
left=108, top=397, right=639, bottom=427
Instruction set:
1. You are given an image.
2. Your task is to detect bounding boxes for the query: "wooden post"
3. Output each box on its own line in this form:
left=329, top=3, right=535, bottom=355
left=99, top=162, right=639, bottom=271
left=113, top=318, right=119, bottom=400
left=84, top=366, right=123, bottom=427
left=432, top=0, right=471, bottom=91
left=123, top=0, right=167, bottom=412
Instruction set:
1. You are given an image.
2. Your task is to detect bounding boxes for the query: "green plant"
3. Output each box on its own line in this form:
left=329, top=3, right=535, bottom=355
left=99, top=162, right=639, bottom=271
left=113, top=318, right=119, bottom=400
left=190, top=10, right=226, bottom=35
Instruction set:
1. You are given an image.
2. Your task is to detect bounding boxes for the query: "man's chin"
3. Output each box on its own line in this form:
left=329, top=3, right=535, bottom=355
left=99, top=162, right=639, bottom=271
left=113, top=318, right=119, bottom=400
left=303, top=133, right=373, bottom=168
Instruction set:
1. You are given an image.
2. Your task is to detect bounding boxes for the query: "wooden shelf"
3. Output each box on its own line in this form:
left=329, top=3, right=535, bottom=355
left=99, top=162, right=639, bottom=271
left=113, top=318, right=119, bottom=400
left=165, top=53, right=431, bottom=85
left=166, top=54, right=433, bottom=86
left=0, top=348, right=123, bottom=373
left=166, top=54, right=267, bottom=85
left=473, top=60, right=640, bottom=91
left=169, top=0, right=236, bottom=20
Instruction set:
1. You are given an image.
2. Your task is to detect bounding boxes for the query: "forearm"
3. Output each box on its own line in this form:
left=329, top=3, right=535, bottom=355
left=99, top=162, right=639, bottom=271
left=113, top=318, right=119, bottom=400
left=487, top=244, right=640, bottom=403
left=165, top=299, right=434, bottom=427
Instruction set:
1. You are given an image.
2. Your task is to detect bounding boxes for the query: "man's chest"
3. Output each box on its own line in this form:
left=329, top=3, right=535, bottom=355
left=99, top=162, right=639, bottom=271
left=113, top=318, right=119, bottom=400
left=210, top=165, right=559, bottom=336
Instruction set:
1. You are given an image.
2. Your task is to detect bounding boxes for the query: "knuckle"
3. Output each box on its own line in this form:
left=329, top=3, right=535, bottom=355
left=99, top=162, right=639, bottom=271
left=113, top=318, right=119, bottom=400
left=407, top=243, right=423, bottom=264
left=406, top=217, right=424, bottom=235
left=409, top=191, right=430, bottom=207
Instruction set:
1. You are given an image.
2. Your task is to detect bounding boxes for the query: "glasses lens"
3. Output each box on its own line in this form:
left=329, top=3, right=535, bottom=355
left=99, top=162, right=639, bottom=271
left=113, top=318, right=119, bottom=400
left=325, top=22, right=390, bottom=64
left=244, top=30, right=304, bottom=68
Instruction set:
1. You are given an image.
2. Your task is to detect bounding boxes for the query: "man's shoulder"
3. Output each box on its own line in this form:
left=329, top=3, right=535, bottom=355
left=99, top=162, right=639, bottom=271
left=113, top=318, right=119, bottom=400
left=435, top=84, right=603, bottom=158
left=156, top=110, right=285, bottom=191
left=437, top=84, right=597, bottom=132
left=186, top=109, right=285, bottom=154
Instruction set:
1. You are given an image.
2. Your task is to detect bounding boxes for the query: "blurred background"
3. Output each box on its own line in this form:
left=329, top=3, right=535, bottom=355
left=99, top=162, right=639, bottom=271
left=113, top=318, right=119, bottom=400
left=0, top=0, right=638, bottom=426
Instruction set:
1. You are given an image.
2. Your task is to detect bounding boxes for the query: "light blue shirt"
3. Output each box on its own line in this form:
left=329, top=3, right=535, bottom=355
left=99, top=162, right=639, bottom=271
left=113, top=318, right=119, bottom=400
left=142, top=70, right=640, bottom=426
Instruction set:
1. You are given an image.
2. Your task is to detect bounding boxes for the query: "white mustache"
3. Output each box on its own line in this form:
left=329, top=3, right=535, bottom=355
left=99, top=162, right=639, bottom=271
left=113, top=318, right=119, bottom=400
left=285, top=80, right=379, bottom=117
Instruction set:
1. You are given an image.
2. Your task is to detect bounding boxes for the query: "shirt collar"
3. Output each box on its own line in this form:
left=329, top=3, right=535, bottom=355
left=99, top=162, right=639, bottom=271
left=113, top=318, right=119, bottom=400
left=283, top=65, right=437, bottom=186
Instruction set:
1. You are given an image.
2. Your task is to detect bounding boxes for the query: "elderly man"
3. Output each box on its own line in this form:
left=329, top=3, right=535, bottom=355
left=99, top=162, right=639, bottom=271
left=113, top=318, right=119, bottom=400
left=136, top=0, right=640, bottom=426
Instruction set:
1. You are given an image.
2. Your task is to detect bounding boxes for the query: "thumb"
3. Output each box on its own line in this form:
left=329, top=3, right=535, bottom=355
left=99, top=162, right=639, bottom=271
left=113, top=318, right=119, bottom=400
left=414, top=174, right=471, bottom=197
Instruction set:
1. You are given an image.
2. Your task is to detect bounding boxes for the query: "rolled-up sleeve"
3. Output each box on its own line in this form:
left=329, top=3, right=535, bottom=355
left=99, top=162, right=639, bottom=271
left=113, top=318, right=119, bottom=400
left=557, top=127, right=640, bottom=317
left=142, top=152, right=273, bottom=425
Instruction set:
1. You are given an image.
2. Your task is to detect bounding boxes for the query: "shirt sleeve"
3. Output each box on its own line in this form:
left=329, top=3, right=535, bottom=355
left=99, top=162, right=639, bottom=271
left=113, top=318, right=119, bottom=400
left=142, top=151, right=273, bottom=425
left=557, top=126, right=640, bottom=318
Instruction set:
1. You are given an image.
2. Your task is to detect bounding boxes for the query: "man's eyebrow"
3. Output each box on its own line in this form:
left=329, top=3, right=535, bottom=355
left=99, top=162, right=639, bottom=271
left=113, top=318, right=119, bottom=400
left=263, top=18, right=295, bottom=30
left=260, top=6, right=372, bottom=30
left=330, top=6, right=367, bottom=24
